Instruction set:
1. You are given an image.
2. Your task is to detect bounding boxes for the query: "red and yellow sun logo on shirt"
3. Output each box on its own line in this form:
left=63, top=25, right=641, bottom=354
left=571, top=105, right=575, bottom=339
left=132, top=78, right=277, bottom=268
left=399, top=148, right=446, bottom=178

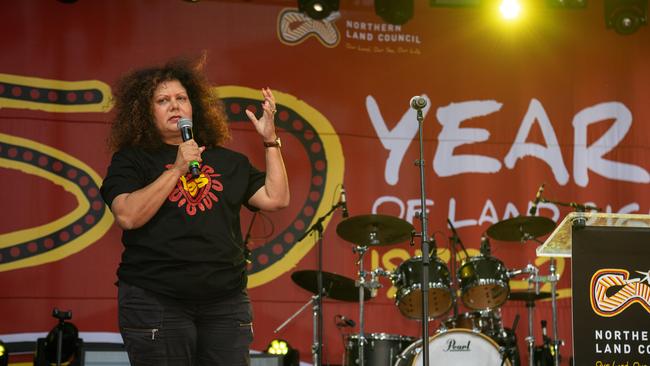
left=166, top=165, right=223, bottom=216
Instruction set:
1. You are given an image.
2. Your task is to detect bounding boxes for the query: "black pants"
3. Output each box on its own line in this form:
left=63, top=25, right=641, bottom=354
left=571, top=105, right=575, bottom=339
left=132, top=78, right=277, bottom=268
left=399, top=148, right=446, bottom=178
left=118, top=282, right=253, bottom=366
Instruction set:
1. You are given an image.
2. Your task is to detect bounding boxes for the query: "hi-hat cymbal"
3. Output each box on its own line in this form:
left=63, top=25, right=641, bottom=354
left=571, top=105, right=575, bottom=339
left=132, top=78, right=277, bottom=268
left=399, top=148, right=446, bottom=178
left=508, top=290, right=552, bottom=302
left=336, top=214, right=414, bottom=246
left=486, top=216, right=556, bottom=242
left=291, top=270, right=371, bottom=302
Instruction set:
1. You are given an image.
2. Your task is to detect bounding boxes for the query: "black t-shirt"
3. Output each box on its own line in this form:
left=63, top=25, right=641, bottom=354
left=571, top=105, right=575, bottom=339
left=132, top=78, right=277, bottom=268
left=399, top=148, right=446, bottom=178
left=100, top=144, right=265, bottom=300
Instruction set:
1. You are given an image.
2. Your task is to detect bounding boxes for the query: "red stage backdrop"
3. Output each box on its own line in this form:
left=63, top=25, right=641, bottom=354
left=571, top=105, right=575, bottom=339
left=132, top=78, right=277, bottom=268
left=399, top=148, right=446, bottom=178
left=1, top=1, right=649, bottom=365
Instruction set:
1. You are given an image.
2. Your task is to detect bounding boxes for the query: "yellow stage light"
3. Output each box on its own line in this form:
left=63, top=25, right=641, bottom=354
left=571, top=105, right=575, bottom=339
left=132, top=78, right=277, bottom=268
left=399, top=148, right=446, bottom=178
left=266, top=339, right=290, bottom=355
left=265, top=339, right=300, bottom=366
left=500, top=0, right=522, bottom=20
left=0, top=340, right=8, bottom=366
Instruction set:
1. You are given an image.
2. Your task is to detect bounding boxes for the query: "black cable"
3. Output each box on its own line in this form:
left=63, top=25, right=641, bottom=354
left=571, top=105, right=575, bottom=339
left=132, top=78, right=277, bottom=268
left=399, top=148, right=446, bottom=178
left=446, top=219, right=470, bottom=259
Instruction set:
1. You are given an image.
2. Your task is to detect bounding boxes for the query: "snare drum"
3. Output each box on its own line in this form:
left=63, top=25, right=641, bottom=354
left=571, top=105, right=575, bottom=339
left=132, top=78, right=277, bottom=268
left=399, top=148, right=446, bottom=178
left=393, top=256, right=453, bottom=319
left=343, top=333, right=414, bottom=366
left=458, top=255, right=510, bottom=310
left=394, top=329, right=512, bottom=366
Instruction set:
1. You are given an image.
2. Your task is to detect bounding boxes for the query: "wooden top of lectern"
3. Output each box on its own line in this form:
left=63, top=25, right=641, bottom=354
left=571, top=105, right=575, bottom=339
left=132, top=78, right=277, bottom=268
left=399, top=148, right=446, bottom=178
left=536, top=212, right=650, bottom=258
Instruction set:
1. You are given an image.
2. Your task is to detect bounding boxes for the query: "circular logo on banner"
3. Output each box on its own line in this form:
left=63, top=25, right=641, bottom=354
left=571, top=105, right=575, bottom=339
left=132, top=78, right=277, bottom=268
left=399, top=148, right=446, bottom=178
left=0, top=133, right=114, bottom=272
left=218, top=86, right=344, bottom=288
left=0, top=73, right=113, bottom=272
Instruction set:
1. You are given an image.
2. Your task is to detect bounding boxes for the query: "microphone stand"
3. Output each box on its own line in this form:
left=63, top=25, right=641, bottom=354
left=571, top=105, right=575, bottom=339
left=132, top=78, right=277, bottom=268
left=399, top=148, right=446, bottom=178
left=413, top=106, right=432, bottom=366
left=539, top=197, right=601, bottom=212
left=296, top=200, right=344, bottom=366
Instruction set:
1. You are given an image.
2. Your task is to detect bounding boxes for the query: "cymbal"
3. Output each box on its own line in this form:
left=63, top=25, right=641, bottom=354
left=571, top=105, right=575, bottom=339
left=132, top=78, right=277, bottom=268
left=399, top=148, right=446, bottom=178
left=336, top=214, right=414, bottom=246
left=508, top=290, right=552, bottom=302
left=486, top=216, right=555, bottom=242
left=291, top=270, right=371, bottom=302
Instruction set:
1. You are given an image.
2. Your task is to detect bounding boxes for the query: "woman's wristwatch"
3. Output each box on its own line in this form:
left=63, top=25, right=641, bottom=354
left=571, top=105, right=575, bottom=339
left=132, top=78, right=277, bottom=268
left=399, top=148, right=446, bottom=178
left=263, top=137, right=281, bottom=148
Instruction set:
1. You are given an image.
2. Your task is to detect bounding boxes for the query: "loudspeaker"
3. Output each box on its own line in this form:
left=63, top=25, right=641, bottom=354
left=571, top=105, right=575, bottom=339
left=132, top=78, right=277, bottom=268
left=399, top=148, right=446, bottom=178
left=77, top=344, right=284, bottom=366
left=79, top=343, right=129, bottom=366
left=250, top=353, right=284, bottom=366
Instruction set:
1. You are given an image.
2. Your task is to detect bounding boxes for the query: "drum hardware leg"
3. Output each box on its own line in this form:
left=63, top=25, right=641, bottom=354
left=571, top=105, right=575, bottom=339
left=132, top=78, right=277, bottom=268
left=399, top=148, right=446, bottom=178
left=272, top=294, right=322, bottom=365
left=525, top=299, right=536, bottom=366
left=500, top=346, right=514, bottom=366
left=496, top=313, right=520, bottom=366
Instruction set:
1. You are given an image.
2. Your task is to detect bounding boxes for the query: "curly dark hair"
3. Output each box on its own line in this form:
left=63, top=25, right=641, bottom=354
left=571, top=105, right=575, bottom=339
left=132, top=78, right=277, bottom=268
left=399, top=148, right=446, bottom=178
left=107, top=57, right=230, bottom=152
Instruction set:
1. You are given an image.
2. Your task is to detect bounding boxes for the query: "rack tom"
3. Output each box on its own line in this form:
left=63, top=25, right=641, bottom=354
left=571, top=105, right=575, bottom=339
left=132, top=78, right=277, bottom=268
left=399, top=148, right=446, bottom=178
left=393, top=256, right=453, bottom=319
left=458, top=255, right=510, bottom=310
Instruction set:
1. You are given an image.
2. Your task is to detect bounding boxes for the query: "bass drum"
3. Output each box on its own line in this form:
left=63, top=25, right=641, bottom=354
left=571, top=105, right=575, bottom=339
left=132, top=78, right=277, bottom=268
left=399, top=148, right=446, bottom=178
left=343, top=333, right=414, bottom=366
left=394, top=329, right=511, bottom=366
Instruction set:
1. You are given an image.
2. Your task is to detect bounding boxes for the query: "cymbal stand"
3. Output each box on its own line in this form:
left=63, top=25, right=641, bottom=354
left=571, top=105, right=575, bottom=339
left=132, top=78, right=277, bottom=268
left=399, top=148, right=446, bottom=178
left=549, top=258, right=561, bottom=366
left=353, top=244, right=370, bottom=366
left=295, top=199, right=345, bottom=366
left=529, top=261, right=562, bottom=366
left=535, top=198, right=595, bottom=365
left=273, top=293, right=322, bottom=366
left=509, top=264, right=540, bottom=366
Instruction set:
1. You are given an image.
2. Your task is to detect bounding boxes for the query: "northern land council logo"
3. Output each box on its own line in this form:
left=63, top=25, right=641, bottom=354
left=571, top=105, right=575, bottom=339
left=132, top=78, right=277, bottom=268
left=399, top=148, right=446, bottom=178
left=277, top=8, right=423, bottom=54
left=590, top=268, right=650, bottom=317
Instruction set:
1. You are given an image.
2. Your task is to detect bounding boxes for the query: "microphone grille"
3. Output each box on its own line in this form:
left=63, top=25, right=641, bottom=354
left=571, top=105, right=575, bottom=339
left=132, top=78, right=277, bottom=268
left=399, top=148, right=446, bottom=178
left=177, top=117, right=193, bottom=130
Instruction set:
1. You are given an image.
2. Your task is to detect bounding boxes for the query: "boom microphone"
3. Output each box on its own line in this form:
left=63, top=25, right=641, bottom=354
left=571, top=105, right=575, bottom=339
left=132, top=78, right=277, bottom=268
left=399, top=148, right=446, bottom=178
left=529, top=183, right=545, bottom=216
left=340, top=185, right=349, bottom=218
left=177, top=117, right=201, bottom=179
left=409, top=95, right=427, bottom=110
left=335, top=314, right=356, bottom=327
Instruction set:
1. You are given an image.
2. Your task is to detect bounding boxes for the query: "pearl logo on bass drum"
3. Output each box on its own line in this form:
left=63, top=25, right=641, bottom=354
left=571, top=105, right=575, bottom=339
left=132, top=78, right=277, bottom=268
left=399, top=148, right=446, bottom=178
left=444, top=338, right=471, bottom=352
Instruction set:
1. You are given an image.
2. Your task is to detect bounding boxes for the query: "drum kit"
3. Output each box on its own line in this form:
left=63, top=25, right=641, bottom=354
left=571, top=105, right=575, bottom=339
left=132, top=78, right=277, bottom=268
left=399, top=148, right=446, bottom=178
left=276, top=213, right=564, bottom=366
left=275, top=103, right=571, bottom=366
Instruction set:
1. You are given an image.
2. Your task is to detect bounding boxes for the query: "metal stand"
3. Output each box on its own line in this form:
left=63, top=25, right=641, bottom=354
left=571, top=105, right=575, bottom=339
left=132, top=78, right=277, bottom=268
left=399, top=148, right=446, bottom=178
left=525, top=298, right=536, bottom=366
left=294, top=199, right=345, bottom=366
left=355, top=245, right=368, bottom=366
left=528, top=260, right=562, bottom=366
left=448, top=224, right=459, bottom=320
left=549, top=258, right=561, bottom=366
left=506, top=264, right=540, bottom=366
left=273, top=295, right=321, bottom=366
left=51, top=308, right=73, bottom=366
left=413, top=106, right=432, bottom=366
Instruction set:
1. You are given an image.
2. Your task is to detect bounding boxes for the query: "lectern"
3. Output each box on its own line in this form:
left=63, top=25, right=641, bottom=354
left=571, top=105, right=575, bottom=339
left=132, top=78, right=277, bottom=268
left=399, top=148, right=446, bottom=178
left=537, top=212, right=650, bottom=365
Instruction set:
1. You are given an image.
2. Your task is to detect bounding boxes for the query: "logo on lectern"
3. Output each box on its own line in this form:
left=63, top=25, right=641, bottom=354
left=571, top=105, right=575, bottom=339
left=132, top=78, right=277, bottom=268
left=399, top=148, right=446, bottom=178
left=590, top=268, right=650, bottom=317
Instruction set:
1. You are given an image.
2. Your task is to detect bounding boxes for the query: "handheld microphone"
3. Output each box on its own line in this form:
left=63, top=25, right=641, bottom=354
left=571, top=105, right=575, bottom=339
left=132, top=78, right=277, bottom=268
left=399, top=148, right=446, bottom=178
left=340, top=185, right=349, bottom=218
left=409, top=95, right=427, bottom=110
left=335, top=315, right=356, bottom=327
left=529, top=183, right=545, bottom=216
left=177, top=118, right=201, bottom=179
